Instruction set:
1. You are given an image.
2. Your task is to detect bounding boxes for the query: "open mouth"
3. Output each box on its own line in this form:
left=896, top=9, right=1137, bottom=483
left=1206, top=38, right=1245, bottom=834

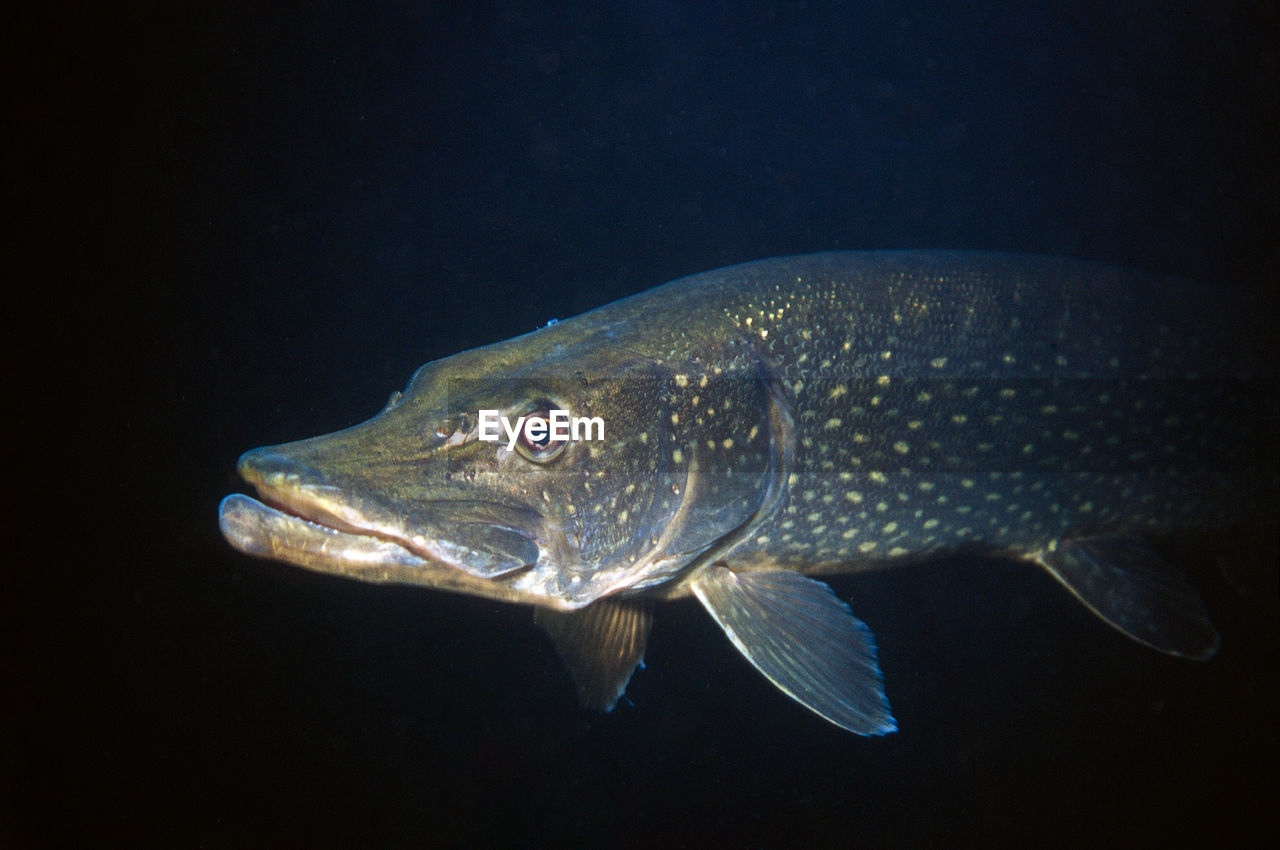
left=221, top=448, right=543, bottom=580
left=219, top=448, right=436, bottom=570
left=218, top=491, right=435, bottom=569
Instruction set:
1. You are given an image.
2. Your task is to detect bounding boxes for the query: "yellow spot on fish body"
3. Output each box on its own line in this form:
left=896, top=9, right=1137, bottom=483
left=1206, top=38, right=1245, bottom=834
left=930, top=357, right=948, bottom=369
left=889, top=546, right=909, bottom=556
left=876, top=375, right=891, bottom=387
left=845, top=491, right=864, bottom=504
left=824, top=418, right=843, bottom=430
left=671, top=412, right=679, bottom=426
left=951, top=414, right=968, bottom=425
left=869, top=470, right=888, bottom=484
left=722, top=438, right=734, bottom=449
left=748, top=425, right=759, bottom=441
left=893, top=441, right=910, bottom=454
left=923, top=518, right=939, bottom=529
left=842, top=528, right=858, bottom=539
left=999, top=388, right=1017, bottom=399
left=675, top=374, right=689, bottom=387
left=908, top=420, right=923, bottom=430
left=859, top=541, right=877, bottom=553
left=1002, top=353, right=1016, bottom=364
left=672, top=448, right=684, bottom=464
left=917, top=391, right=932, bottom=403
left=882, top=521, right=898, bottom=533
left=828, top=384, right=847, bottom=400
left=852, top=432, right=869, bottom=444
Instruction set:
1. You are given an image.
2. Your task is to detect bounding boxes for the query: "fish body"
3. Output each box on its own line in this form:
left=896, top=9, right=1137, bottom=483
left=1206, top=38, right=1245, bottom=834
left=220, top=251, right=1276, bottom=733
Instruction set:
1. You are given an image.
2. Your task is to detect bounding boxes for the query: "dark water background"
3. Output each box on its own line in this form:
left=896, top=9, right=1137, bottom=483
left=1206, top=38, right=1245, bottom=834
left=12, top=1, right=1279, bottom=846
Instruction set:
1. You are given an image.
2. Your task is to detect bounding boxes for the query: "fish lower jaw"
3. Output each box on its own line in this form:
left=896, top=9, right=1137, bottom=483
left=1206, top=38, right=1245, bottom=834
left=218, top=493, right=433, bottom=570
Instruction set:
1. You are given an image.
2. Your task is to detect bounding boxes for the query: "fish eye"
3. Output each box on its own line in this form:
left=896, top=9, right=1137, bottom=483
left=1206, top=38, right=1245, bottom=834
left=514, top=400, right=569, bottom=463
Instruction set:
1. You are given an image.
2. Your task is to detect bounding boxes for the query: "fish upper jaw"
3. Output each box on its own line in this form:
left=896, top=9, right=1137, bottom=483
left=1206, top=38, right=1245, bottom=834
left=235, top=448, right=385, bottom=538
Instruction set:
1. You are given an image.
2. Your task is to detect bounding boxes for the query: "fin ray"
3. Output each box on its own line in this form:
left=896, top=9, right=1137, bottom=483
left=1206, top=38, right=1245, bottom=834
left=691, top=566, right=896, bottom=735
left=1037, top=534, right=1220, bottom=659
left=535, top=598, right=652, bottom=710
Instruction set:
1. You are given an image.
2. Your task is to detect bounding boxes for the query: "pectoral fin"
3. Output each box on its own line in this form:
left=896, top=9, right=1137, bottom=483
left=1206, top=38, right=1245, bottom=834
left=535, top=598, right=652, bottom=711
left=1036, top=534, right=1220, bottom=659
left=690, top=565, right=896, bottom=735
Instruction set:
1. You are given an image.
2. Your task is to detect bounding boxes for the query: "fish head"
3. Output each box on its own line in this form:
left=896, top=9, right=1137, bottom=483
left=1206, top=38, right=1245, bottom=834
left=220, top=322, right=788, bottom=609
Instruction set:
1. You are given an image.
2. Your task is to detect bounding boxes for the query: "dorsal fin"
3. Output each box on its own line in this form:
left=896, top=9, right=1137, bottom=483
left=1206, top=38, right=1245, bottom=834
left=535, top=598, right=652, bottom=710
left=690, top=565, right=896, bottom=735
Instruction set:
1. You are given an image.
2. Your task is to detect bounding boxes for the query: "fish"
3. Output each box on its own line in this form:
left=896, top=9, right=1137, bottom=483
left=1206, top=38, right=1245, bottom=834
left=219, top=251, right=1277, bottom=734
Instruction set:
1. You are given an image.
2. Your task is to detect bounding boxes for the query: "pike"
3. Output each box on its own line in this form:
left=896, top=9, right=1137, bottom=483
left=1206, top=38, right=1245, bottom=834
left=219, top=251, right=1276, bottom=733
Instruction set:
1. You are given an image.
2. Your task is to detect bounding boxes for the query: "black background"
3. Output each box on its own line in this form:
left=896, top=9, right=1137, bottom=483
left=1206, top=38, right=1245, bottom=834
left=11, top=1, right=1278, bottom=847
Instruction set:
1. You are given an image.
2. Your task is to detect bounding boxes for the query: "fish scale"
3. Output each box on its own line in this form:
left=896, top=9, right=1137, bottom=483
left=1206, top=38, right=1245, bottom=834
left=641, top=253, right=1269, bottom=574
left=220, top=251, right=1276, bottom=733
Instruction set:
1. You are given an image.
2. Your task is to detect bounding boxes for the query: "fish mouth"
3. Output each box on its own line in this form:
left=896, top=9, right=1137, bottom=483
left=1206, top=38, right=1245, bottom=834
left=220, top=448, right=543, bottom=581
left=218, top=492, right=435, bottom=570
left=219, top=449, right=435, bottom=572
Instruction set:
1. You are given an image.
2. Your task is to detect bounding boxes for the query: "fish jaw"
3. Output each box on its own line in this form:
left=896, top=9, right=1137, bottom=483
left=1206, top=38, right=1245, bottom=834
left=219, top=449, right=560, bottom=607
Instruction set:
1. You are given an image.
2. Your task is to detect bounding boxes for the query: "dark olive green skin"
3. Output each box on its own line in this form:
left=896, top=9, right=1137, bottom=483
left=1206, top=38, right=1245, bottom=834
left=223, top=252, right=1275, bottom=612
